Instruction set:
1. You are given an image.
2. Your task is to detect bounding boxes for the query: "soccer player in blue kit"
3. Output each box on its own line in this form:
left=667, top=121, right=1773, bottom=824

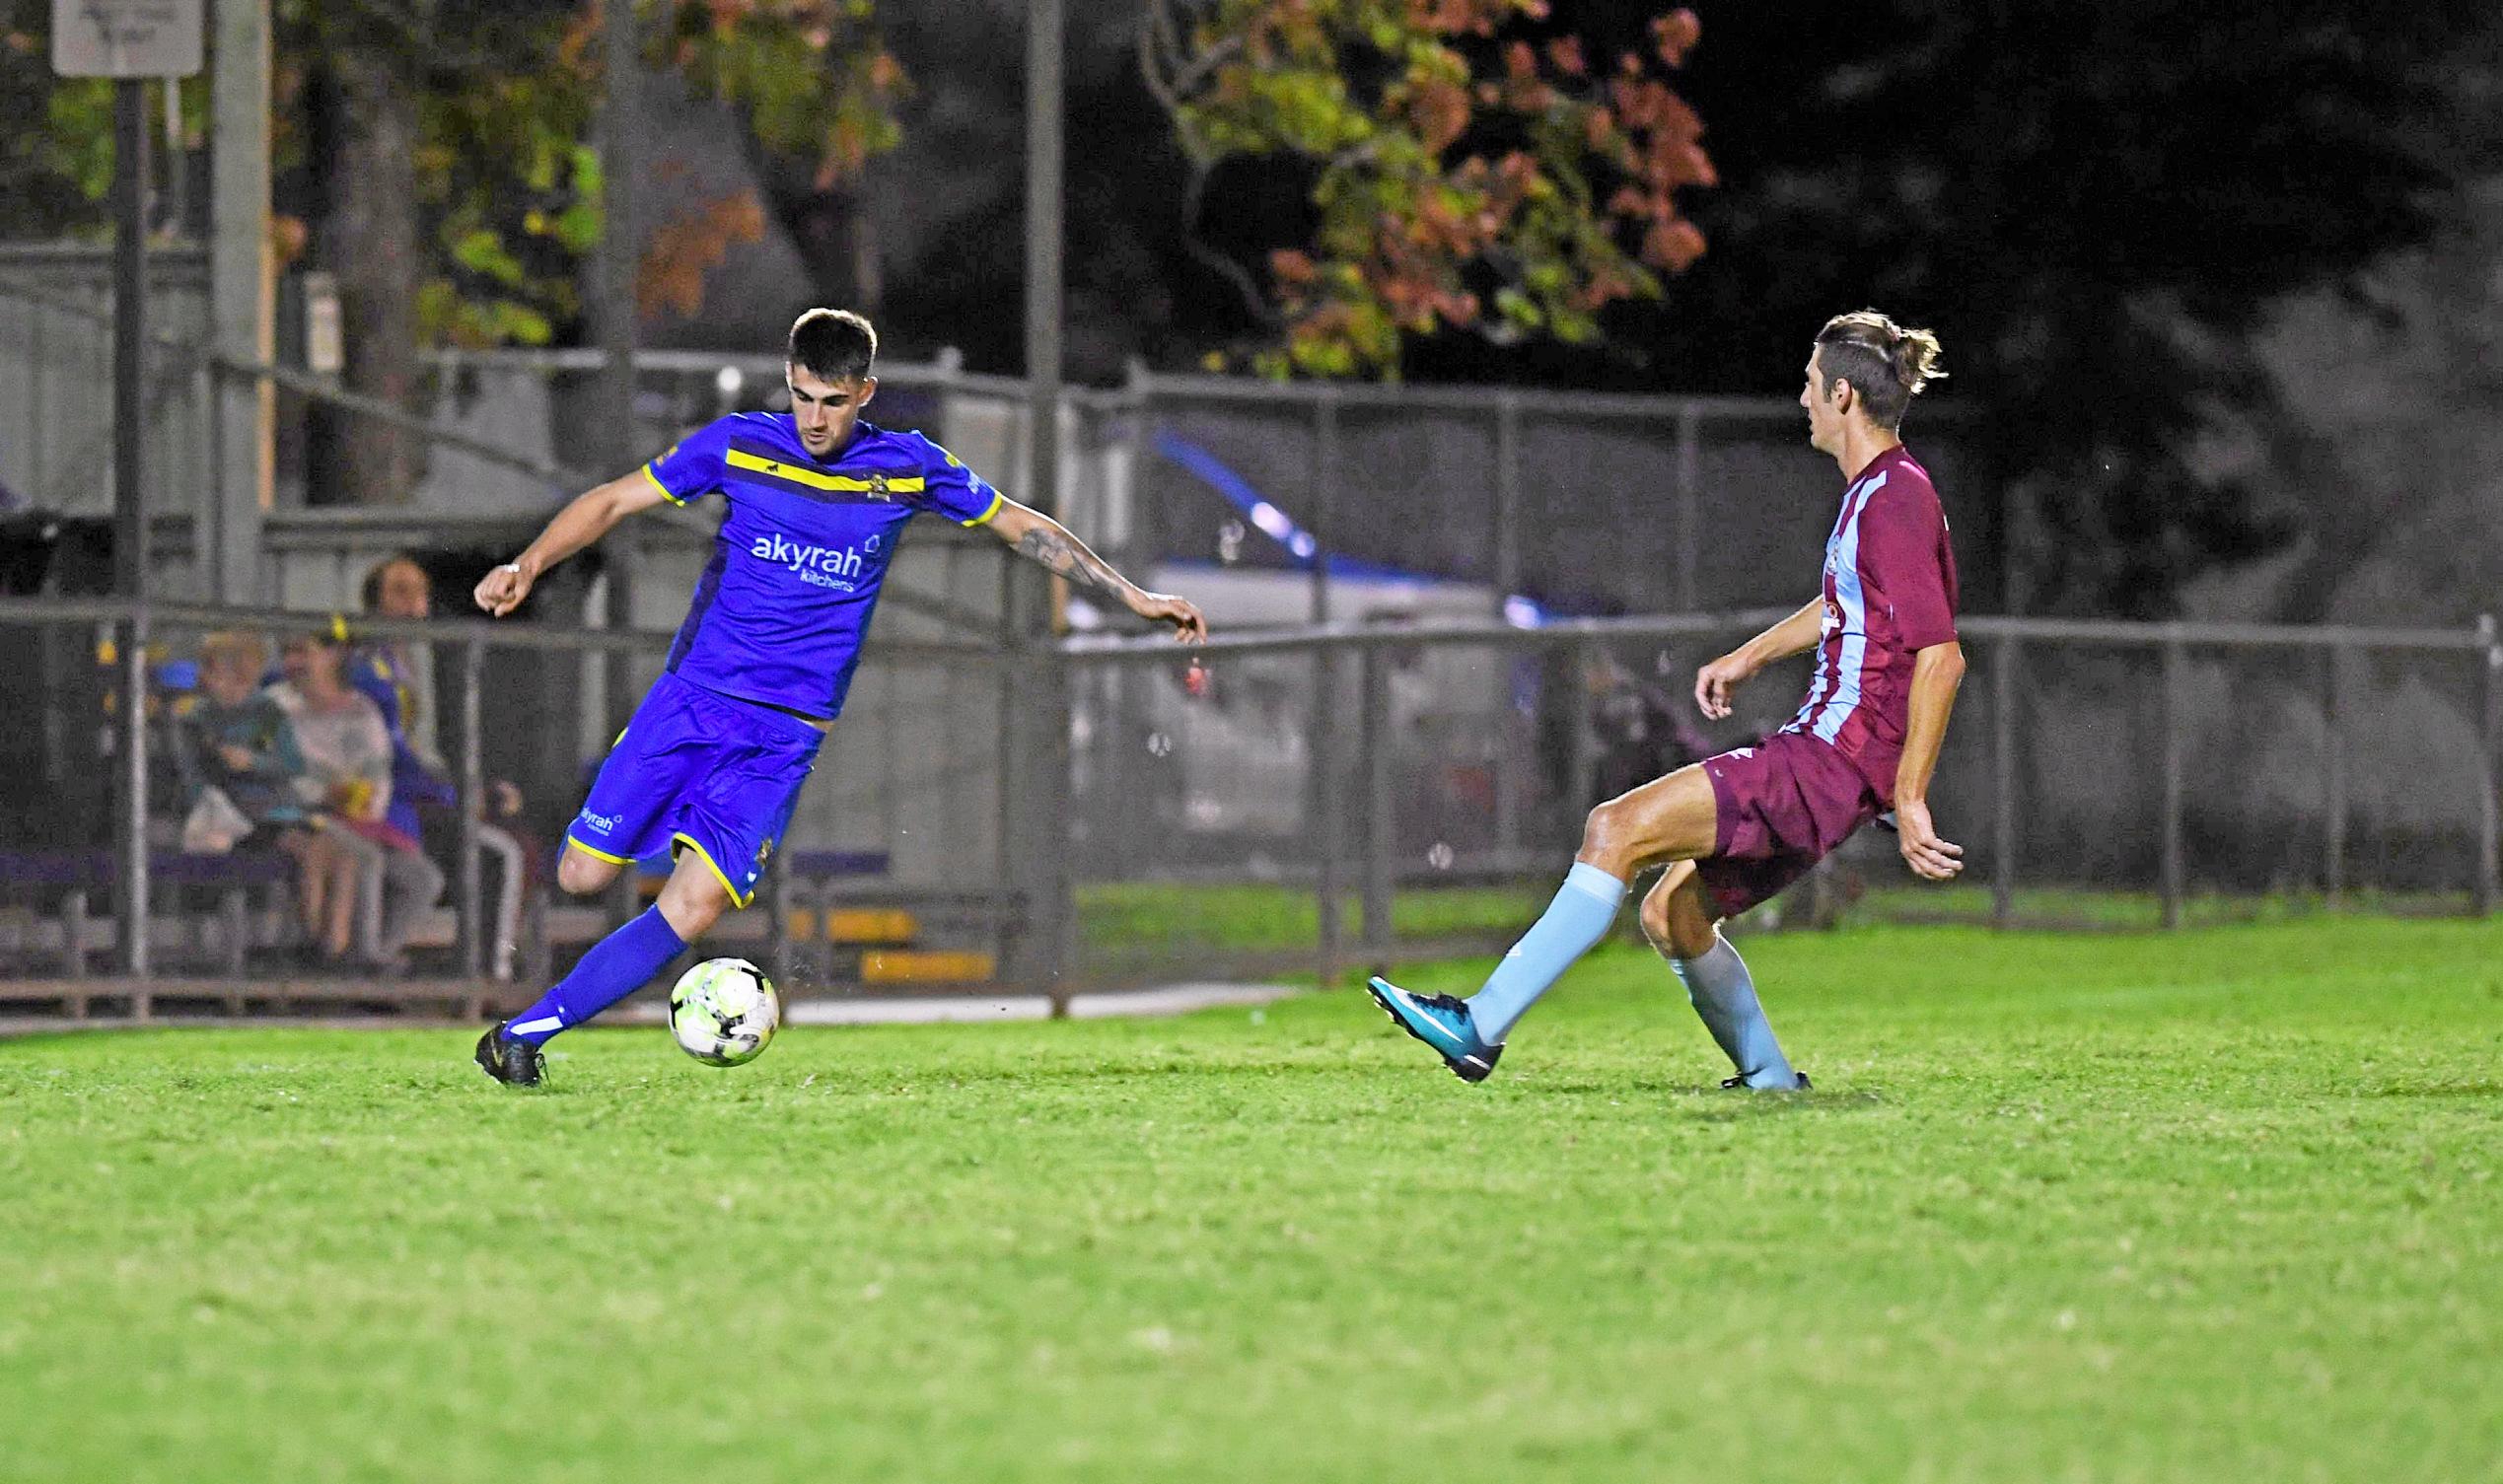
left=472, top=309, right=1205, bottom=1085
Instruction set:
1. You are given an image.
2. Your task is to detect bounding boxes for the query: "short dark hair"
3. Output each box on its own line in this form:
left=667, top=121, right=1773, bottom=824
left=788, top=309, right=877, bottom=384
left=360, top=554, right=422, bottom=612
left=1815, top=310, right=1946, bottom=431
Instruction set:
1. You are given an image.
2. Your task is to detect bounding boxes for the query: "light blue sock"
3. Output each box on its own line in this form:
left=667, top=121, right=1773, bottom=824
left=1672, top=936, right=1799, bottom=1088
left=503, top=906, right=687, bottom=1046
left=1465, top=862, right=1626, bottom=1043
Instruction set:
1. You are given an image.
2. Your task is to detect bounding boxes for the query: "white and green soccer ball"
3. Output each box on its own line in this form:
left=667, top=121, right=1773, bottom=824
left=668, top=957, right=780, bottom=1067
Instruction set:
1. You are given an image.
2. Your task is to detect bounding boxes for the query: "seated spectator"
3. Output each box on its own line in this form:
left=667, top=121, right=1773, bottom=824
left=354, top=554, right=534, bottom=980
left=270, top=628, right=444, bottom=972
left=174, top=631, right=359, bottom=958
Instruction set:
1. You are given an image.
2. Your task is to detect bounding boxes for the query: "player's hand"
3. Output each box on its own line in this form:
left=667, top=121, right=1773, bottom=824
left=1128, top=590, right=1208, bottom=644
left=1895, top=798, right=1964, bottom=881
left=216, top=742, right=257, bottom=772
left=1693, top=651, right=1754, bottom=720
left=473, top=561, right=533, bottom=618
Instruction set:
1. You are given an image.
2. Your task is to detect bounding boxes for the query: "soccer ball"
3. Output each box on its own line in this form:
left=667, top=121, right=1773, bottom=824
left=668, top=957, right=780, bottom=1067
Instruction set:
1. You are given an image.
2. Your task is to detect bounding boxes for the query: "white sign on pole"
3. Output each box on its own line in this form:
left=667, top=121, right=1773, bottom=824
left=51, top=0, right=204, bottom=79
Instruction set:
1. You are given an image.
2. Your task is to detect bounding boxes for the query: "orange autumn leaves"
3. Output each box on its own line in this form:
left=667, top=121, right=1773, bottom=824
left=1158, top=0, right=1714, bottom=377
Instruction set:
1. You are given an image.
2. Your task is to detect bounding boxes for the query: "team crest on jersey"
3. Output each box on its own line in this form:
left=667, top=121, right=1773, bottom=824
left=755, top=839, right=774, bottom=867
left=865, top=470, right=894, bottom=499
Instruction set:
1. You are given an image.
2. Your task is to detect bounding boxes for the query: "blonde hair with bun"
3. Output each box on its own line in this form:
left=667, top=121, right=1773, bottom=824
left=1814, top=310, right=1945, bottom=430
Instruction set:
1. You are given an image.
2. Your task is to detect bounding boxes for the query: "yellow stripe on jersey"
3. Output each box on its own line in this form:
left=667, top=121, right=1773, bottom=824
left=961, top=493, right=1004, bottom=528
left=724, top=449, right=926, bottom=495
left=639, top=463, right=685, bottom=506
left=672, top=831, right=755, bottom=909
left=563, top=834, right=635, bottom=866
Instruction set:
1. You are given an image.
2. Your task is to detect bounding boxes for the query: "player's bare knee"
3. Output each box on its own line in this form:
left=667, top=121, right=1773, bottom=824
left=1637, top=882, right=1677, bottom=954
left=655, top=873, right=731, bottom=941
left=555, top=850, right=616, bottom=896
left=1638, top=865, right=1710, bottom=959
left=1579, top=799, right=1640, bottom=875
left=663, top=898, right=725, bottom=942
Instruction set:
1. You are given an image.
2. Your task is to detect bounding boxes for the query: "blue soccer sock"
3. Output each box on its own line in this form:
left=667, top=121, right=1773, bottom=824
left=1672, top=935, right=1799, bottom=1088
left=503, top=906, right=687, bottom=1046
left=1465, top=862, right=1626, bottom=1044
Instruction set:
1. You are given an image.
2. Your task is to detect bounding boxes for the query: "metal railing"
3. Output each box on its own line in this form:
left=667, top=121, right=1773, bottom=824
left=0, top=591, right=2493, bottom=1000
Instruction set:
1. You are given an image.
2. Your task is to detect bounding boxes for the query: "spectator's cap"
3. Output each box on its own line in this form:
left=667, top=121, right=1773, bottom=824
left=288, top=614, right=352, bottom=647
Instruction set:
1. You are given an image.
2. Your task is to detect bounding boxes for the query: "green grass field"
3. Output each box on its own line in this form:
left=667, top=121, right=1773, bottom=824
left=5, top=918, right=2499, bottom=1483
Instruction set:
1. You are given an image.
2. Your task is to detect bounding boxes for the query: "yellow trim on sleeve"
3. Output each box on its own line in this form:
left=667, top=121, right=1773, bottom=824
left=640, top=463, right=686, bottom=506
left=563, top=835, right=635, bottom=866
left=960, top=492, right=1004, bottom=528
left=724, top=449, right=925, bottom=495
left=671, top=832, right=754, bottom=910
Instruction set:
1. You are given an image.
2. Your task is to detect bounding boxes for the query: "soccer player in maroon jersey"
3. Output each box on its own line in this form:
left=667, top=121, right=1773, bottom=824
left=1369, top=311, right=1965, bottom=1087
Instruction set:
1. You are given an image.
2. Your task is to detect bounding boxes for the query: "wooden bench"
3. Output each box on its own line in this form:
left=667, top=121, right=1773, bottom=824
left=0, top=848, right=294, bottom=984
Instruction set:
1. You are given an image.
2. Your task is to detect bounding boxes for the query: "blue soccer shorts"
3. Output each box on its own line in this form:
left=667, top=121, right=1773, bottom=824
left=565, top=671, right=823, bottom=908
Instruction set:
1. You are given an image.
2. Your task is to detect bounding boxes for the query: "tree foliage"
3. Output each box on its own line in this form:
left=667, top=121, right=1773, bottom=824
left=1143, top=0, right=1714, bottom=378
left=7, top=0, right=906, bottom=350
left=1618, top=0, right=2479, bottom=615
left=0, top=12, right=210, bottom=239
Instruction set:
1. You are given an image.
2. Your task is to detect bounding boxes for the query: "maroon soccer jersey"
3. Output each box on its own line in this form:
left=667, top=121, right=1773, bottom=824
left=1778, top=444, right=1960, bottom=803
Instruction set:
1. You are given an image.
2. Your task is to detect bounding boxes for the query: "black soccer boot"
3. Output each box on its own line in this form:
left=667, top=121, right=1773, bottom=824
left=474, top=1023, right=546, bottom=1088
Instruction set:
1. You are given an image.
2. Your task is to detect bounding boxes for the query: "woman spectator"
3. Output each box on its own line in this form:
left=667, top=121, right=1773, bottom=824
left=354, top=554, right=534, bottom=981
left=270, top=628, right=444, bottom=971
left=175, top=631, right=360, bottom=960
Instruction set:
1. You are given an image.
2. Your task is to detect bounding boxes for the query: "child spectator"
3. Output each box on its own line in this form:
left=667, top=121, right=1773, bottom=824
left=176, top=631, right=360, bottom=960
left=271, top=628, right=444, bottom=971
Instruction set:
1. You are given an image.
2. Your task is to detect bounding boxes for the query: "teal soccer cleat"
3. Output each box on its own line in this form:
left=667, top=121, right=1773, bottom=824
left=1721, top=1070, right=1813, bottom=1091
left=1365, top=976, right=1503, bottom=1084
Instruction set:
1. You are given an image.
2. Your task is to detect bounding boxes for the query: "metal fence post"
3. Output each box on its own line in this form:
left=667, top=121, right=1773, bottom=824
left=1310, top=391, right=1336, bottom=623
left=1362, top=640, right=1395, bottom=970
left=1991, top=634, right=2017, bottom=929
left=2324, top=644, right=2348, bottom=906
left=456, top=637, right=485, bottom=981
left=1493, top=396, right=1524, bottom=857
left=766, top=851, right=793, bottom=980
left=1566, top=637, right=1599, bottom=820
left=2160, top=635, right=2186, bottom=929
left=2477, top=615, right=2499, bottom=916
left=1314, top=646, right=1342, bottom=988
left=117, top=612, right=151, bottom=979
left=1023, top=641, right=1074, bottom=1012
left=1674, top=403, right=1701, bottom=611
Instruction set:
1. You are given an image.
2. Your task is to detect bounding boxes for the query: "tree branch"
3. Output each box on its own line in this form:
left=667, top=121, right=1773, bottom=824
left=1177, top=162, right=1282, bottom=330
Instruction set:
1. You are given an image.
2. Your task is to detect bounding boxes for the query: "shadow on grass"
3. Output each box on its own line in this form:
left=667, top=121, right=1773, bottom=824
left=2367, top=1082, right=2502, bottom=1098
left=1464, top=1077, right=1889, bottom=1117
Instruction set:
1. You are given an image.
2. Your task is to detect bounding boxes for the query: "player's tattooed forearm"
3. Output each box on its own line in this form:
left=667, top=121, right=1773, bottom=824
left=1016, top=526, right=1127, bottom=600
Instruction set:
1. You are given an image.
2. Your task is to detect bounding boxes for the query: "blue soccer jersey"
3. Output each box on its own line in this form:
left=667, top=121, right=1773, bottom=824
left=639, top=413, right=1003, bottom=718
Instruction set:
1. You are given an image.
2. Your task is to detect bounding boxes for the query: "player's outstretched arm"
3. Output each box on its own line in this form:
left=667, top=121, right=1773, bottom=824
left=1893, top=639, right=1967, bottom=880
left=1694, top=598, right=1824, bottom=718
left=473, top=472, right=675, bottom=617
left=987, top=499, right=1207, bottom=643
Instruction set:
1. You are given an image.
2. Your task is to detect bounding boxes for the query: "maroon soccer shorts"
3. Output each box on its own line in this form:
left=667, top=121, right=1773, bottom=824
left=1693, top=731, right=1884, bottom=919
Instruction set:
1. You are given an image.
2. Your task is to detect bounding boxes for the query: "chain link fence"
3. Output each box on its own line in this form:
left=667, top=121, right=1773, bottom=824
left=1055, top=612, right=2503, bottom=986
left=0, top=594, right=2490, bottom=1014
